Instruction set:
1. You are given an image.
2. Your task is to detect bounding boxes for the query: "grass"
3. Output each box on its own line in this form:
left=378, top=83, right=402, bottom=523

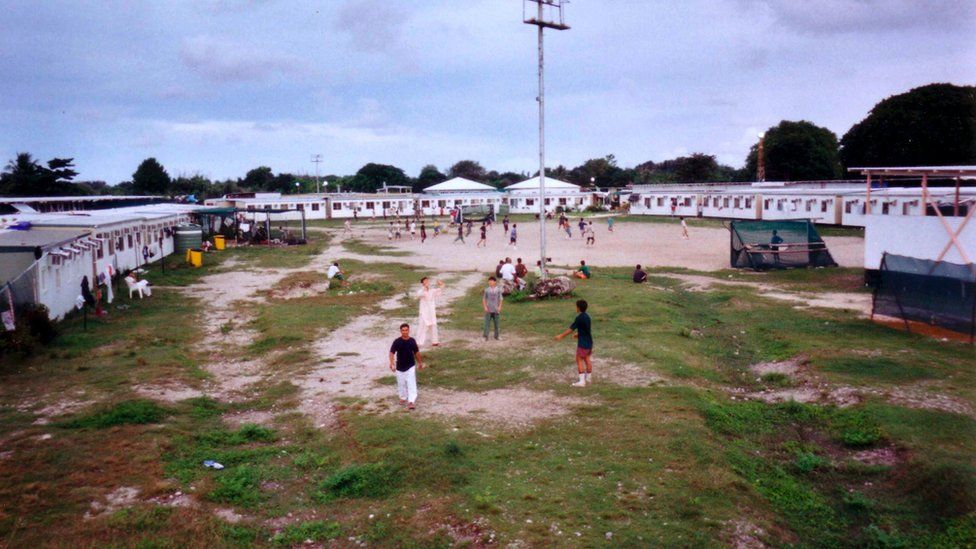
left=0, top=237, right=973, bottom=546
left=341, top=238, right=412, bottom=257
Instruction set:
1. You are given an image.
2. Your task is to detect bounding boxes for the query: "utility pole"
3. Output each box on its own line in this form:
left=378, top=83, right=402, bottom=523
left=756, top=133, right=766, bottom=182
left=311, top=154, right=323, bottom=194
left=524, top=0, right=569, bottom=280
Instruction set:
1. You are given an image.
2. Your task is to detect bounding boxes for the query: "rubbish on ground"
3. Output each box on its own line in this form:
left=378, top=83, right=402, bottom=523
left=203, top=460, right=224, bottom=470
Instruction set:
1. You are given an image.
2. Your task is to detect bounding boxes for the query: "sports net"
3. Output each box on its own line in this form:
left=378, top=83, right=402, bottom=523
left=730, top=220, right=837, bottom=270
left=873, top=253, right=975, bottom=342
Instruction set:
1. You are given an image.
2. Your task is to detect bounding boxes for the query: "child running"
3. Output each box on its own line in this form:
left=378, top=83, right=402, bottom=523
left=389, top=323, right=423, bottom=410
left=420, top=222, right=427, bottom=243
left=454, top=223, right=465, bottom=244
left=477, top=223, right=487, bottom=247
left=507, top=223, right=518, bottom=249
left=410, top=220, right=417, bottom=240
left=387, top=222, right=394, bottom=241
left=584, top=222, right=595, bottom=247
left=607, top=216, right=614, bottom=232
left=554, top=299, right=593, bottom=387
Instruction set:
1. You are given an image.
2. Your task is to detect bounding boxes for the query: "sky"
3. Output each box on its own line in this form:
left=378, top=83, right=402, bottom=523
left=1, top=0, right=974, bottom=184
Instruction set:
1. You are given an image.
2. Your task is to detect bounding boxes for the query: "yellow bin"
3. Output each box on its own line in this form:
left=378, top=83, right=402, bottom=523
left=214, top=235, right=225, bottom=250
left=186, top=249, right=203, bottom=268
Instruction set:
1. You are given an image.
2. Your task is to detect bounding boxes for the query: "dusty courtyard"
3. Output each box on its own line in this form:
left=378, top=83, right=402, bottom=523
left=338, top=217, right=864, bottom=272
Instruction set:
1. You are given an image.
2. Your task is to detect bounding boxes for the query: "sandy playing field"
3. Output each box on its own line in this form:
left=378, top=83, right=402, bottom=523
left=344, top=218, right=864, bottom=272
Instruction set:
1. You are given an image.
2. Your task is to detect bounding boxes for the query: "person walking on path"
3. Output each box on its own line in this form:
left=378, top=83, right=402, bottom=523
left=507, top=224, right=518, bottom=249
left=584, top=222, right=595, bottom=247
left=420, top=222, right=427, bottom=243
left=395, top=222, right=403, bottom=240
left=342, top=219, right=352, bottom=237
left=433, top=221, right=441, bottom=237
left=680, top=217, right=689, bottom=240
left=555, top=299, right=594, bottom=387
left=465, top=219, right=473, bottom=237
left=410, top=220, right=417, bottom=240
left=482, top=276, right=503, bottom=341
left=477, top=223, right=487, bottom=247
left=578, top=217, right=586, bottom=236
left=416, top=277, right=444, bottom=347
left=389, top=323, right=423, bottom=410
left=387, top=222, right=394, bottom=241
left=453, top=223, right=465, bottom=244
left=502, top=215, right=510, bottom=234
left=607, top=217, right=614, bottom=233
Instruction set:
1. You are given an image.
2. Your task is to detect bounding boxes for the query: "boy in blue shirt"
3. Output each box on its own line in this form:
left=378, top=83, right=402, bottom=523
left=555, top=299, right=593, bottom=387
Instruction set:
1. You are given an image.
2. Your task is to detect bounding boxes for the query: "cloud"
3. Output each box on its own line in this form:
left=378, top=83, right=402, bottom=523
left=752, top=0, right=975, bottom=34
left=334, top=0, right=410, bottom=53
left=179, top=35, right=307, bottom=82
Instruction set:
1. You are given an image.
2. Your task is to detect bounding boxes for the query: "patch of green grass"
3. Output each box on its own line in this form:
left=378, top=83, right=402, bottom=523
left=342, top=238, right=411, bottom=257
left=316, top=463, right=398, bottom=501
left=207, top=464, right=264, bottom=508
left=818, top=356, right=938, bottom=383
left=182, top=397, right=225, bottom=419
left=793, top=451, right=830, bottom=474
left=60, top=400, right=168, bottom=429
left=271, top=520, right=342, bottom=545
left=760, top=372, right=792, bottom=387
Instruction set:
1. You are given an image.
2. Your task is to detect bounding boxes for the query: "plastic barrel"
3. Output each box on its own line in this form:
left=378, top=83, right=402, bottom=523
left=174, top=224, right=203, bottom=255
left=187, top=249, right=203, bottom=268
left=214, top=235, right=225, bottom=250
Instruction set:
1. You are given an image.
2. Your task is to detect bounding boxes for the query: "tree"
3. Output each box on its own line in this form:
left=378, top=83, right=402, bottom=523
left=132, top=158, right=172, bottom=195
left=351, top=163, right=409, bottom=193
left=416, top=164, right=447, bottom=191
left=447, top=160, right=487, bottom=182
left=745, top=121, right=842, bottom=181
left=242, top=166, right=275, bottom=191
left=1, top=153, right=86, bottom=196
left=840, top=83, right=976, bottom=169
left=171, top=174, right=213, bottom=197
left=672, top=154, right=721, bottom=183
left=569, top=155, right=623, bottom=187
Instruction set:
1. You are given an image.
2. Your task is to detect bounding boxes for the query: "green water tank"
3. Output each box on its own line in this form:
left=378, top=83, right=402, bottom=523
left=174, top=223, right=203, bottom=254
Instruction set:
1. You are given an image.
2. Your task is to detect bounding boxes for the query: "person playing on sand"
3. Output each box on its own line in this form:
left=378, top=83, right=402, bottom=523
left=482, top=276, right=503, bottom=341
left=680, top=217, right=689, bottom=240
left=454, top=223, right=465, bottom=244
left=415, top=277, right=444, bottom=347
left=607, top=216, right=614, bottom=233
left=633, top=264, right=648, bottom=283
left=507, top=224, right=517, bottom=249
left=342, top=219, right=352, bottom=237
left=578, top=217, right=586, bottom=236
left=574, top=260, right=591, bottom=279
left=465, top=219, right=473, bottom=237
left=327, top=262, right=344, bottom=281
left=410, top=220, right=417, bottom=240
left=554, top=299, right=593, bottom=387
left=389, top=323, right=423, bottom=410
left=502, top=215, right=510, bottom=234
left=433, top=220, right=441, bottom=237
left=420, top=222, right=427, bottom=243
left=477, top=223, right=487, bottom=247
left=387, top=222, right=394, bottom=241
left=584, top=222, right=595, bottom=247
left=395, top=222, right=403, bottom=240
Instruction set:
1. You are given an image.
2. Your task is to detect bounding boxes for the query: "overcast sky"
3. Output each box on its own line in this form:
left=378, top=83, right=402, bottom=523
left=1, top=0, right=974, bottom=184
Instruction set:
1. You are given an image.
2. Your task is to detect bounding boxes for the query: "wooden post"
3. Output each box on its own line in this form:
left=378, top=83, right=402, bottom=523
left=865, top=173, right=872, bottom=214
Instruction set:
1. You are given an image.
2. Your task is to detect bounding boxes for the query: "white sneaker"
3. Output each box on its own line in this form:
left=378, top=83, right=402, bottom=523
left=585, top=374, right=592, bottom=384
left=572, top=380, right=586, bottom=387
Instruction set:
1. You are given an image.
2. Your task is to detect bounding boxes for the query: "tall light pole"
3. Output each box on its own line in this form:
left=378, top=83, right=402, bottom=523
left=524, top=0, right=569, bottom=280
left=311, top=154, right=323, bottom=194
left=756, top=132, right=766, bottom=182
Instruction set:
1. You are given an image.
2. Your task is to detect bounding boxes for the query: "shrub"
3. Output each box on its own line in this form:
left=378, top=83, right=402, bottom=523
left=207, top=464, right=264, bottom=508
left=317, top=463, right=397, bottom=501
left=60, top=400, right=168, bottom=429
left=272, top=521, right=341, bottom=545
left=0, top=303, right=58, bottom=356
left=794, top=452, right=830, bottom=474
left=907, top=462, right=976, bottom=518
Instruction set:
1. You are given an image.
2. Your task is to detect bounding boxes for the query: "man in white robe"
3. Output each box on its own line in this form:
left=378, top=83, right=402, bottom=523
left=415, top=277, right=444, bottom=347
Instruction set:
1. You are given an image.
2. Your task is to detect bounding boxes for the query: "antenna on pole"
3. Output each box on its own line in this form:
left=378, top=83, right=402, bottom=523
left=524, top=0, right=569, bottom=281
left=311, top=154, right=323, bottom=194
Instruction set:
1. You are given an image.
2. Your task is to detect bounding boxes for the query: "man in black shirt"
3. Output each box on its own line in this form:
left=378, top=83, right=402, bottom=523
left=633, top=264, right=648, bottom=283
left=389, top=323, right=423, bottom=410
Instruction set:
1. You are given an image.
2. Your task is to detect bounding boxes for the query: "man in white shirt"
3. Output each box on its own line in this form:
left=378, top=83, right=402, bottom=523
left=499, top=258, right=516, bottom=282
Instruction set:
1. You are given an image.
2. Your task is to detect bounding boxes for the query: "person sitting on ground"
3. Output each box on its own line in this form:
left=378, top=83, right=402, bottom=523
left=632, top=264, right=648, bottom=283
left=515, top=258, right=528, bottom=279
left=495, top=260, right=505, bottom=278
left=499, top=258, right=516, bottom=282
left=327, top=262, right=344, bottom=281
left=574, top=260, right=591, bottom=279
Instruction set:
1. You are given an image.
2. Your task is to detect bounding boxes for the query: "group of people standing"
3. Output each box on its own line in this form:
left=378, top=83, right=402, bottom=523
left=388, top=271, right=596, bottom=411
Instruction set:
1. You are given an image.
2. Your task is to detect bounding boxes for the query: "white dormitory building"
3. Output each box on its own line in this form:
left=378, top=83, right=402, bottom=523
left=0, top=203, right=197, bottom=320
left=505, top=176, right=595, bottom=213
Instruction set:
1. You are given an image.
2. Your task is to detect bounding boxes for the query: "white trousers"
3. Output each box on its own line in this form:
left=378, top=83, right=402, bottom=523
left=395, top=366, right=417, bottom=403
left=415, top=322, right=438, bottom=346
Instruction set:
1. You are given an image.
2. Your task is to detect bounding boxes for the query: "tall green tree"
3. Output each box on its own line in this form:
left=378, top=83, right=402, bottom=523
left=242, top=166, right=275, bottom=191
left=351, top=163, right=409, bottom=192
left=447, top=160, right=487, bottom=182
left=416, top=164, right=447, bottom=191
left=132, top=157, right=172, bottom=195
left=840, top=83, right=976, bottom=169
left=745, top=120, right=842, bottom=181
left=569, top=155, right=623, bottom=187
left=1, top=153, right=86, bottom=196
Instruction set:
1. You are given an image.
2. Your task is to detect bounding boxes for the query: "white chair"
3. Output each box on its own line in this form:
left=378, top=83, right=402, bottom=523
left=125, top=276, right=152, bottom=298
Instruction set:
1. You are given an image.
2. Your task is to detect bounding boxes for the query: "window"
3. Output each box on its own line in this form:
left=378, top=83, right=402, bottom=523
left=312, top=203, right=319, bottom=211
left=247, top=205, right=255, bottom=211
left=902, top=203, right=911, bottom=215
left=644, top=198, right=652, bottom=207
left=333, top=202, right=342, bottom=210
left=365, top=202, right=375, bottom=209
left=544, top=199, right=551, bottom=205
left=559, top=198, right=567, bottom=205
left=526, top=199, right=535, bottom=206
left=382, top=201, right=391, bottom=209
left=97, top=242, right=104, bottom=260
left=723, top=197, right=730, bottom=208
left=657, top=197, right=665, bottom=207
left=882, top=202, right=890, bottom=215
left=745, top=198, right=752, bottom=208
left=683, top=197, right=692, bottom=207
left=109, top=239, right=115, bottom=255
left=421, top=200, right=430, bottom=207
left=765, top=199, right=772, bottom=209
left=136, top=232, right=142, bottom=244
left=821, top=201, right=829, bottom=213
left=437, top=200, right=446, bottom=208
left=734, top=197, right=741, bottom=208
left=845, top=202, right=853, bottom=214
left=128, top=235, right=134, bottom=248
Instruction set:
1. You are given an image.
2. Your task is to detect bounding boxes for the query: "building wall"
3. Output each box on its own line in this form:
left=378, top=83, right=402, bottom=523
left=864, top=214, right=976, bottom=270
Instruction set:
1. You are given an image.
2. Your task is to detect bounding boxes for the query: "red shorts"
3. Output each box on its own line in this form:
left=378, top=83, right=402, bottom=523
left=576, top=347, right=592, bottom=359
